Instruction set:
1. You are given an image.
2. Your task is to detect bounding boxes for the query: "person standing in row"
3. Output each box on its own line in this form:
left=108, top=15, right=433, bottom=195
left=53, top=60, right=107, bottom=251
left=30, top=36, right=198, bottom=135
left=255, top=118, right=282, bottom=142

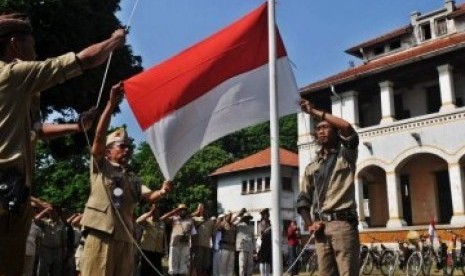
left=0, top=12, right=127, bottom=275
left=161, top=204, right=195, bottom=276
left=191, top=203, right=216, bottom=276
left=136, top=204, right=167, bottom=276
left=79, top=83, right=173, bottom=276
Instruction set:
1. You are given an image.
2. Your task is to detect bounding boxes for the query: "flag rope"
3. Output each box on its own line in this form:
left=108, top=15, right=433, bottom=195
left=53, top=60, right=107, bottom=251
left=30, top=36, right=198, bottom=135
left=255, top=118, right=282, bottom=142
left=284, top=231, right=315, bottom=275
left=95, top=0, right=141, bottom=108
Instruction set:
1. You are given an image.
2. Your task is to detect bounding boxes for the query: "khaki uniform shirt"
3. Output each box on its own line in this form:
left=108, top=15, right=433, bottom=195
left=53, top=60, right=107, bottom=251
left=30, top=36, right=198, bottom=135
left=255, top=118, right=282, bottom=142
left=218, top=221, right=236, bottom=251
left=37, top=219, right=66, bottom=249
left=80, top=157, right=151, bottom=243
left=235, top=222, right=254, bottom=252
left=169, top=216, right=194, bottom=247
left=191, top=216, right=214, bottom=248
left=297, top=133, right=359, bottom=214
left=140, top=218, right=166, bottom=253
left=0, top=53, right=82, bottom=188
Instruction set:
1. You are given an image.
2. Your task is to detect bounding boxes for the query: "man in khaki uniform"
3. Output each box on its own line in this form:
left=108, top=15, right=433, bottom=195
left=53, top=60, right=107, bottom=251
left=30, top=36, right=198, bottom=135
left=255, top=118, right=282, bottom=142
left=79, top=84, right=173, bottom=276
left=191, top=203, right=216, bottom=276
left=0, top=12, right=127, bottom=275
left=35, top=206, right=67, bottom=276
left=297, top=99, right=360, bottom=276
left=136, top=204, right=167, bottom=276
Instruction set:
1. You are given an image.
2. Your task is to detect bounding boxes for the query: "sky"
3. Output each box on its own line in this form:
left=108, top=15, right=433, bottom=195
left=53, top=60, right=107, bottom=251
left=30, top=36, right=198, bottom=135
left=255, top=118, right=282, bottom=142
left=113, top=0, right=448, bottom=144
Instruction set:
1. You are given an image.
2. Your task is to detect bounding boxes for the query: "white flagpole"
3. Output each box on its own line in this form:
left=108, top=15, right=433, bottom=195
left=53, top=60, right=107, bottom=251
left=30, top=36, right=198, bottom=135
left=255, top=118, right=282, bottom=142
left=268, top=0, right=283, bottom=275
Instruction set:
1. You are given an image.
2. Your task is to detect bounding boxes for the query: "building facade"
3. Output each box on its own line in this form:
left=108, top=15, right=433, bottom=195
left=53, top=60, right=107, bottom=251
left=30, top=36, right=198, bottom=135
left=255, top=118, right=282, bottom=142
left=299, top=0, right=465, bottom=230
left=211, top=148, right=299, bottom=236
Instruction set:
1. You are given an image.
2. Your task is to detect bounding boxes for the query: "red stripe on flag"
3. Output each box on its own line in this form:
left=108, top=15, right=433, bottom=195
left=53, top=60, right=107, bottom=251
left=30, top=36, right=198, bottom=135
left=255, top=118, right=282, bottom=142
left=124, top=3, right=286, bottom=130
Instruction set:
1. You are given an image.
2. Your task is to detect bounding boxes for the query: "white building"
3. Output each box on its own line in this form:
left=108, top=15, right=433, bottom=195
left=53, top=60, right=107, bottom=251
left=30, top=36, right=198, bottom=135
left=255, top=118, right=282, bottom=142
left=298, top=0, right=465, bottom=233
left=211, top=147, right=299, bottom=235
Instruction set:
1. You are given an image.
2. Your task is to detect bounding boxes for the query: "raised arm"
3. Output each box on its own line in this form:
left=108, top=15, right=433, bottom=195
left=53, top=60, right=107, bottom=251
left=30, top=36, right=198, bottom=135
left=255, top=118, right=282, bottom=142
left=160, top=207, right=181, bottom=222
left=300, top=99, right=354, bottom=137
left=92, top=83, right=124, bottom=158
left=136, top=206, right=156, bottom=224
left=76, top=29, right=126, bottom=70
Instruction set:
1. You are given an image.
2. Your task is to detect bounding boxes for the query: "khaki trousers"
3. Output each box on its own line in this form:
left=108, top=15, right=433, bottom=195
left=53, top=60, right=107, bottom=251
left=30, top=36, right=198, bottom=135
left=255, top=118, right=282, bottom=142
left=0, top=203, right=32, bottom=276
left=315, top=220, right=360, bottom=276
left=80, top=230, right=134, bottom=276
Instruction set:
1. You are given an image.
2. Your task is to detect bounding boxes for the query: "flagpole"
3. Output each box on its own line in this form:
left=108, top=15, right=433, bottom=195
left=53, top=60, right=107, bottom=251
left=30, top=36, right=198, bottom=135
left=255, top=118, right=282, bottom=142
left=268, top=0, right=283, bottom=275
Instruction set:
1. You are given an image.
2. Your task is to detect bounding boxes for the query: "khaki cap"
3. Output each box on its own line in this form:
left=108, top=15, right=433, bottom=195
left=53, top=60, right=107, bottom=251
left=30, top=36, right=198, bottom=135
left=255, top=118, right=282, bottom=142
left=177, top=203, right=187, bottom=210
left=406, top=230, right=420, bottom=241
left=106, top=128, right=129, bottom=146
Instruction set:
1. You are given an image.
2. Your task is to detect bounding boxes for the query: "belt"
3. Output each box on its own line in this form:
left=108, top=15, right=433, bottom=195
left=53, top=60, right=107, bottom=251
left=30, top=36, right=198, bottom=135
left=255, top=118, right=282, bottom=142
left=314, top=210, right=357, bottom=222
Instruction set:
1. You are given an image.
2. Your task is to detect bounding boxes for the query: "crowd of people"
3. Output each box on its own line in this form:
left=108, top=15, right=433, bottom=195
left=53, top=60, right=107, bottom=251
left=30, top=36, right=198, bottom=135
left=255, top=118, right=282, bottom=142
left=21, top=202, right=274, bottom=276
left=0, top=8, right=361, bottom=276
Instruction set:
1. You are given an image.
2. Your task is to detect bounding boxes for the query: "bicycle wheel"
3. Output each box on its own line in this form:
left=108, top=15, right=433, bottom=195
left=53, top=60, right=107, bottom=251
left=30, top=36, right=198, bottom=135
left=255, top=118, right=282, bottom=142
left=380, top=250, right=396, bottom=276
left=308, top=253, right=318, bottom=275
left=422, top=253, right=433, bottom=276
left=407, top=252, right=423, bottom=276
left=361, top=253, right=374, bottom=275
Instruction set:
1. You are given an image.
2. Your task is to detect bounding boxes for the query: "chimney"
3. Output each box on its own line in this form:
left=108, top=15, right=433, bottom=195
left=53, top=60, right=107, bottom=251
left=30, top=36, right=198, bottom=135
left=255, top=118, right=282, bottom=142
left=410, top=11, right=421, bottom=25
left=445, top=0, right=455, bottom=12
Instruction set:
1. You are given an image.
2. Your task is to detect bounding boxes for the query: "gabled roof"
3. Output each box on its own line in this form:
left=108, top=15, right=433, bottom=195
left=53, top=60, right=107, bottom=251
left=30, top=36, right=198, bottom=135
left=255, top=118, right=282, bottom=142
left=301, top=31, right=465, bottom=94
left=210, top=147, right=298, bottom=176
left=345, top=25, right=413, bottom=58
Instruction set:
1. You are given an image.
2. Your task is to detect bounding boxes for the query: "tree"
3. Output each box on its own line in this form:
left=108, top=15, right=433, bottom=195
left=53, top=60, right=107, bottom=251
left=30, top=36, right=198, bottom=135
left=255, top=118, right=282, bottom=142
left=132, top=143, right=233, bottom=215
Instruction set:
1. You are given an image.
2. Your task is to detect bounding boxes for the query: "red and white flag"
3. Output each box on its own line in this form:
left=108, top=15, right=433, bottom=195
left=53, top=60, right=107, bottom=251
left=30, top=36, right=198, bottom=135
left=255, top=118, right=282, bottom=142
left=124, top=3, right=299, bottom=179
left=428, top=218, right=436, bottom=240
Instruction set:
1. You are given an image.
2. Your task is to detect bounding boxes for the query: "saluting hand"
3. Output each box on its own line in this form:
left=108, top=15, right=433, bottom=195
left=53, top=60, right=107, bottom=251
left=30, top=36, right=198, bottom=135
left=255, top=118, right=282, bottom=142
left=299, top=99, right=314, bottom=114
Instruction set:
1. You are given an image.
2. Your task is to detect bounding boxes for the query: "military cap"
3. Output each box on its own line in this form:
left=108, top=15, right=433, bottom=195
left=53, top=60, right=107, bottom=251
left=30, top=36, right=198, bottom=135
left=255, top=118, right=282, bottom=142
left=0, top=13, right=32, bottom=38
left=106, top=127, right=129, bottom=146
left=177, top=203, right=187, bottom=209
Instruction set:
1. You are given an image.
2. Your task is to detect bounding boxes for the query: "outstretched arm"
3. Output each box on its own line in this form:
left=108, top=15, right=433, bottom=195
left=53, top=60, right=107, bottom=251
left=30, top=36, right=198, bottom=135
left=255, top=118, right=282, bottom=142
left=143, top=181, right=174, bottom=203
left=38, top=108, right=96, bottom=140
left=77, top=29, right=126, bottom=70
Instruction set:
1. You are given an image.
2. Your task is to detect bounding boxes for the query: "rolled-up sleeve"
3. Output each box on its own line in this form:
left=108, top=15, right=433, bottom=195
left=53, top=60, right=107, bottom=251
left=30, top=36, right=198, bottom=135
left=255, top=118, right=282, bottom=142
left=296, top=171, right=314, bottom=213
left=340, top=131, right=359, bottom=164
left=10, top=52, right=83, bottom=95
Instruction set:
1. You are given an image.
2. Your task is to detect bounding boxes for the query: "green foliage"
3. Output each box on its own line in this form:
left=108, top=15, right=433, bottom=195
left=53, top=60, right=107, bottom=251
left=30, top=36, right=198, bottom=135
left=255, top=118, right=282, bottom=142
left=7, top=0, right=299, bottom=214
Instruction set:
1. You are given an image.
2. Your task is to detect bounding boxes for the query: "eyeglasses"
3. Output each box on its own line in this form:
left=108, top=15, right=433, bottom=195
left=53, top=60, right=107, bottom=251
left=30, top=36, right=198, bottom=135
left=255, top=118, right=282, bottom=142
left=114, top=143, right=130, bottom=149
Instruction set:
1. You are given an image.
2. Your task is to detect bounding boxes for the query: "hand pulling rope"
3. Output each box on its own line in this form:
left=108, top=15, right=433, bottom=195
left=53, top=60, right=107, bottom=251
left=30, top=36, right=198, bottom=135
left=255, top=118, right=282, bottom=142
left=95, top=0, right=141, bottom=108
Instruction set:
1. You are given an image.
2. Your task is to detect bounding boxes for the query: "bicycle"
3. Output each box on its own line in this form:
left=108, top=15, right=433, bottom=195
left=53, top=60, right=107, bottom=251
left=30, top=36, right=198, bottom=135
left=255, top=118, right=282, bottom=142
left=406, top=234, right=434, bottom=276
left=440, top=230, right=465, bottom=276
left=360, top=236, right=394, bottom=276
left=381, top=239, right=413, bottom=276
left=299, top=243, right=318, bottom=275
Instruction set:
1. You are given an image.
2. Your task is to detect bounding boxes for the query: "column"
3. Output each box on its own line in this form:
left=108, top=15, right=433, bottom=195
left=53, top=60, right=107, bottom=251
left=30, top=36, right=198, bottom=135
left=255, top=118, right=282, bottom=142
left=341, top=90, right=360, bottom=128
left=379, top=80, right=395, bottom=124
left=331, top=94, right=342, bottom=118
left=355, top=177, right=369, bottom=229
left=437, top=64, right=457, bottom=111
left=449, top=163, right=465, bottom=225
left=297, top=112, right=316, bottom=179
left=385, top=171, right=407, bottom=228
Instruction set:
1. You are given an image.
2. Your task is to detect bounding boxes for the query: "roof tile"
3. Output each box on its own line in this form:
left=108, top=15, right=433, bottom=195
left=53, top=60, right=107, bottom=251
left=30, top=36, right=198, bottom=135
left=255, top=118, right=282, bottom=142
left=211, top=147, right=298, bottom=176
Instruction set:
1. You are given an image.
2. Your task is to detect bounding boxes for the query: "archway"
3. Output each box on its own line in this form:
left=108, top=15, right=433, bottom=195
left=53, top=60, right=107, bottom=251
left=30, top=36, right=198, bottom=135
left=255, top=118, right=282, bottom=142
left=358, top=165, right=388, bottom=227
left=396, top=153, right=451, bottom=225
